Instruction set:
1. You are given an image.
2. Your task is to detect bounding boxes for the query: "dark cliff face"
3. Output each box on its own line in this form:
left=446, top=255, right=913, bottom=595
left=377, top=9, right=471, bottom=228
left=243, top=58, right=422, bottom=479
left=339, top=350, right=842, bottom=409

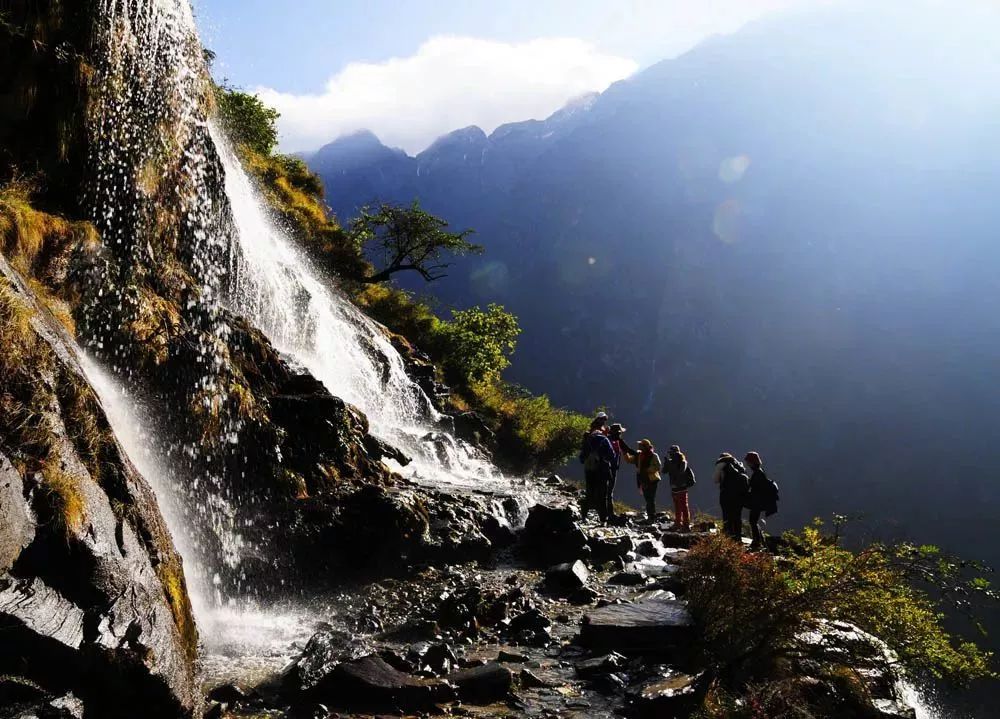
left=310, top=2, right=1000, bottom=566
left=0, top=252, right=198, bottom=718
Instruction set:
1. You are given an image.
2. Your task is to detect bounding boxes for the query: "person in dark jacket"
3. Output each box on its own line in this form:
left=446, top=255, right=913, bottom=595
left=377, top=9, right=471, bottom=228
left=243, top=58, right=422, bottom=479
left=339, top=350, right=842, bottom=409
left=713, top=452, right=748, bottom=540
left=745, top=451, right=777, bottom=550
left=633, top=439, right=662, bottom=522
left=664, top=445, right=695, bottom=531
left=579, top=415, right=614, bottom=522
left=605, top=423, right=634, bottom=523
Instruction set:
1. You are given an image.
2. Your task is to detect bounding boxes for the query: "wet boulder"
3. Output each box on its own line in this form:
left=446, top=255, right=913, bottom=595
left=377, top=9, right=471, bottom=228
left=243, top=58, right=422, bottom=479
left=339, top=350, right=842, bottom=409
left=609, top=570, right=649, bottom=586
left=588, top=534, right=635, bottom=564
left=635, top=539, right=664, bottom=558
left=522, top=504, right=590, bottom=565
left=575, top=652, right=627, bottom=678
left=579, top=598, right=694, bottom=652
left=452, top=411, right=496, bottom=450
left=626, top=669, right=706, bottom=718
left=446, top=662, right=514, bottom=703
left=297, top=654, right=455, bottom=710
left=545, top=560, right=590, bottom=593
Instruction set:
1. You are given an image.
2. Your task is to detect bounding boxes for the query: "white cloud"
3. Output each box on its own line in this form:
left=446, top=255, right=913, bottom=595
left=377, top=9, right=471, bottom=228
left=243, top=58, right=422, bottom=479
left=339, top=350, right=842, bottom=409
left=256, top=36, right=638, bottom=154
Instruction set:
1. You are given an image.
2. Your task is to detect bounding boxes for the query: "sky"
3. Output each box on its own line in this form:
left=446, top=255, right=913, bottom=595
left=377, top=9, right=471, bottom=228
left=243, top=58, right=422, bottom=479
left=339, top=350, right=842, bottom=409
left=194, top=0, right=833, bottom=154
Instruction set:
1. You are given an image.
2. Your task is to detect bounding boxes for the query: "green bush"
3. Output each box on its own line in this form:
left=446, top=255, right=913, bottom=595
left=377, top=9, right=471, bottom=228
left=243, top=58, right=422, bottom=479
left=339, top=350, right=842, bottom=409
left=216, top=86, right=280, bottom=156
left=437, top=303, right=519, bottom=386
left=681, top=527, right=995, bottom=694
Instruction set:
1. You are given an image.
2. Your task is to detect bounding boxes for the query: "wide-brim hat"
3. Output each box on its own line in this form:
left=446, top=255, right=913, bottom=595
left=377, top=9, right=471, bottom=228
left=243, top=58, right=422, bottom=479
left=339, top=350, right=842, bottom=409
left=609, top=423, right=626, bottom=434
left=637, top=438, right=653, bottom=449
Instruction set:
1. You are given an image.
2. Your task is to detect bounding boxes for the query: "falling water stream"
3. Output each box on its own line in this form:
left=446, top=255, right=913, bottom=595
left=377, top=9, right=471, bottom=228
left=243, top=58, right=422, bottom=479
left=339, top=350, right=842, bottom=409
left=79, top=0, right=525, bottom=682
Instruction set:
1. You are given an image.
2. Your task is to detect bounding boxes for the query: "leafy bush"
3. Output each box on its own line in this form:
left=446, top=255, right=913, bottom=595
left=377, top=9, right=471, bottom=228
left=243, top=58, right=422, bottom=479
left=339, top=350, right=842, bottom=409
left=437, top=303, right=520, bottom=386
left=681, top=527, right=995, bottom=695
left=216, top=86, right=280, bottom=156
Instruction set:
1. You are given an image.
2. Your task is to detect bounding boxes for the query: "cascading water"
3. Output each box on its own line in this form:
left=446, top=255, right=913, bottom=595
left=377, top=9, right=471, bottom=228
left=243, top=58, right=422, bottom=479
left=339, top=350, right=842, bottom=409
left=79, top=0, right=525, bottom=673
left=214, top=128, right=513, bottom=493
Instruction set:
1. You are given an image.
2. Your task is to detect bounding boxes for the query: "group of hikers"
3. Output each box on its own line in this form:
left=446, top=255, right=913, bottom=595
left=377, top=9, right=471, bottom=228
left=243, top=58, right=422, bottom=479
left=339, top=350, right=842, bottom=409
left=578, top=412, right=780, bottom=550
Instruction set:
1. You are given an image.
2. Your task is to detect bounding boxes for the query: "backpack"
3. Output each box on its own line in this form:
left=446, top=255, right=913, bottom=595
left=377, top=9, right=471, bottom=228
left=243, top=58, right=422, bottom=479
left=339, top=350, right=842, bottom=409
left=582, top=433, right=605, bottom=472
left=721, top=461, right=749, bottom=500
left=764, top=476, right=780, bottom=512
left=683, top=466, right=696, bottom=489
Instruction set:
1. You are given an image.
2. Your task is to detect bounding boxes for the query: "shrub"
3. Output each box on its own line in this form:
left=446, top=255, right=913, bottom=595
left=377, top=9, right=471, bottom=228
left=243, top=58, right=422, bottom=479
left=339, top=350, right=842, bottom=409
left=437, top=304, right=520, bottom=386
left=215, top=86, right=280, bottom=156
left=681, top=527, right=995, bottom=693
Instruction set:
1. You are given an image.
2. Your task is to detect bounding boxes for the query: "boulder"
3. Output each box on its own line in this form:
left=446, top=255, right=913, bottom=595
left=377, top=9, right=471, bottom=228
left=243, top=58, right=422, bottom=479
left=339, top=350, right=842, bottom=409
left=579, top=598, right=694, bottom=651
left=452, top=411, right=496, bottom=450
left=408, top=642, right=458, bottom=676
left=299, top=655, right=455, bottom=710
left=508, top=608, right=552, bottom=634
left=635, top=539, right=664, bottom=558
left=497, top=650, right=529, bottom=663
left=609, top=570, right=649, bottom=586
left=575, top=652, right=627, bottom=678
left=588, top=534, right=635, bottom=564
left=522, top=505, right=590, bottom=565
left=447, top=662, right=514, bottom=703
left=568, top=587, right=601, bottom=605
left=545, top=560, right=590, bottom=593
left=626, top=670, right=705, bottom=718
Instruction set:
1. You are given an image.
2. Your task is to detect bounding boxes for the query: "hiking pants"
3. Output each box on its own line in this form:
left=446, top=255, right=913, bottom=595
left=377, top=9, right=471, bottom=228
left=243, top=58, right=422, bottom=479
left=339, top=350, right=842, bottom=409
left=642, top=482, right=658, bottom=521
left=749, top=509, right=765, bottom=548
left=672, top=490, right=690, bottom=527
left=604, top=472, right=618, bottom=520
left=721, top=502, right=743, bottom=540
left=582, top=470, right=599, bottom=519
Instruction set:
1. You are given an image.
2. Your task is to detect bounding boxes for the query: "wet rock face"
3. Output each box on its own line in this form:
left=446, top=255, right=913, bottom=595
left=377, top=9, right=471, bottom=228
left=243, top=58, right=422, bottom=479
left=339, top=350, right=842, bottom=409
left=0, top=257, right=197, bottom=718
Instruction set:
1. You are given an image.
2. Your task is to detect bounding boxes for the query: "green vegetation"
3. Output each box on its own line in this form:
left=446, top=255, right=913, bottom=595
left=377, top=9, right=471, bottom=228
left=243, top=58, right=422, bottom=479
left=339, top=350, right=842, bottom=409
left=437, top=304, right=519, bottom=386
left=349, top=201, right=482, bottom=284
left=681, top=525, right=996, bottom=717
left=215, top=86, right=280, bottom=156
left=218, top=87, right=589, bottom=472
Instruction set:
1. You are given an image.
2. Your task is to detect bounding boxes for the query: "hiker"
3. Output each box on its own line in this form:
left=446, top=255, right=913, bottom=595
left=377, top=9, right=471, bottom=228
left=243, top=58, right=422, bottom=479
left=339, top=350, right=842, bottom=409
left=665, top=445, right=696, bottom=531
left=745, top=451, right=779, bottom=550
left=714, top=452, right=749, bottom=540
left=605, top=423, right=634, bottom=523
left=633, top=439, right=661, bottom=522
left=579, top=414, right=614, bottom=522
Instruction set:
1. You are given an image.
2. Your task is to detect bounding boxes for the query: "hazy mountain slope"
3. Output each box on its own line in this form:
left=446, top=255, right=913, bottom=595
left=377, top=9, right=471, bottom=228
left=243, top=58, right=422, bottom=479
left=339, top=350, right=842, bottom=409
left=310, top=2, right=1000, bottom=566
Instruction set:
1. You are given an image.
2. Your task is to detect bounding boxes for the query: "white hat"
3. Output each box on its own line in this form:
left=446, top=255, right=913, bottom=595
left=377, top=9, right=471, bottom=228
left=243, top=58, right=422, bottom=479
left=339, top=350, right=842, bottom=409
left=596, top=411, right=608, bottom=420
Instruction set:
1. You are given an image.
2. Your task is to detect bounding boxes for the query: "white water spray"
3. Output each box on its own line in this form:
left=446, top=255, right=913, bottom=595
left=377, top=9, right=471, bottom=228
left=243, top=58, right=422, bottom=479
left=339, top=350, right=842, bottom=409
left=214, top=128, right=510, bottom=493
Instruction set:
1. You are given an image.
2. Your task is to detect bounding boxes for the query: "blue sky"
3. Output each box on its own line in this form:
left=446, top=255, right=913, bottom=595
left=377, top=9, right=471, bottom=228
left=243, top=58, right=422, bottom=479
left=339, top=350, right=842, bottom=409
left=193, top=0, right=832, bottom=152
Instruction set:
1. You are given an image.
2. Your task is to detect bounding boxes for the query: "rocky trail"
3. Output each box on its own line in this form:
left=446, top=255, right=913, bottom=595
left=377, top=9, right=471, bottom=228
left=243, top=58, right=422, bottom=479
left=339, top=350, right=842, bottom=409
left=191, top=480, right=917, bottom=719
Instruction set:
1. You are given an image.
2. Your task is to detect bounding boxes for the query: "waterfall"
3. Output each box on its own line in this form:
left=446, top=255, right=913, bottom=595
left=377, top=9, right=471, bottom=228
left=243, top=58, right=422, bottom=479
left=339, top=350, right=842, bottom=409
left=213, top=128, right=509, bottom=492
left=79, top=0, right=517, bottom=663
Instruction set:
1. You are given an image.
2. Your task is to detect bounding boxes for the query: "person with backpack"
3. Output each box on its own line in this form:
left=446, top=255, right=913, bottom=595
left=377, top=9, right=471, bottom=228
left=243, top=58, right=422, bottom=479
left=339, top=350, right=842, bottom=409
left=665, top=445, right=696, bottom=531
left=745, top=451, right=779, bottom=550
left=605, top=423, right=634, bottom=523
left=579, top=414, right=614, bottom=523
left=714, top=452, right=748, bottom=540
left=633, top=439, right=662, bottom=522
